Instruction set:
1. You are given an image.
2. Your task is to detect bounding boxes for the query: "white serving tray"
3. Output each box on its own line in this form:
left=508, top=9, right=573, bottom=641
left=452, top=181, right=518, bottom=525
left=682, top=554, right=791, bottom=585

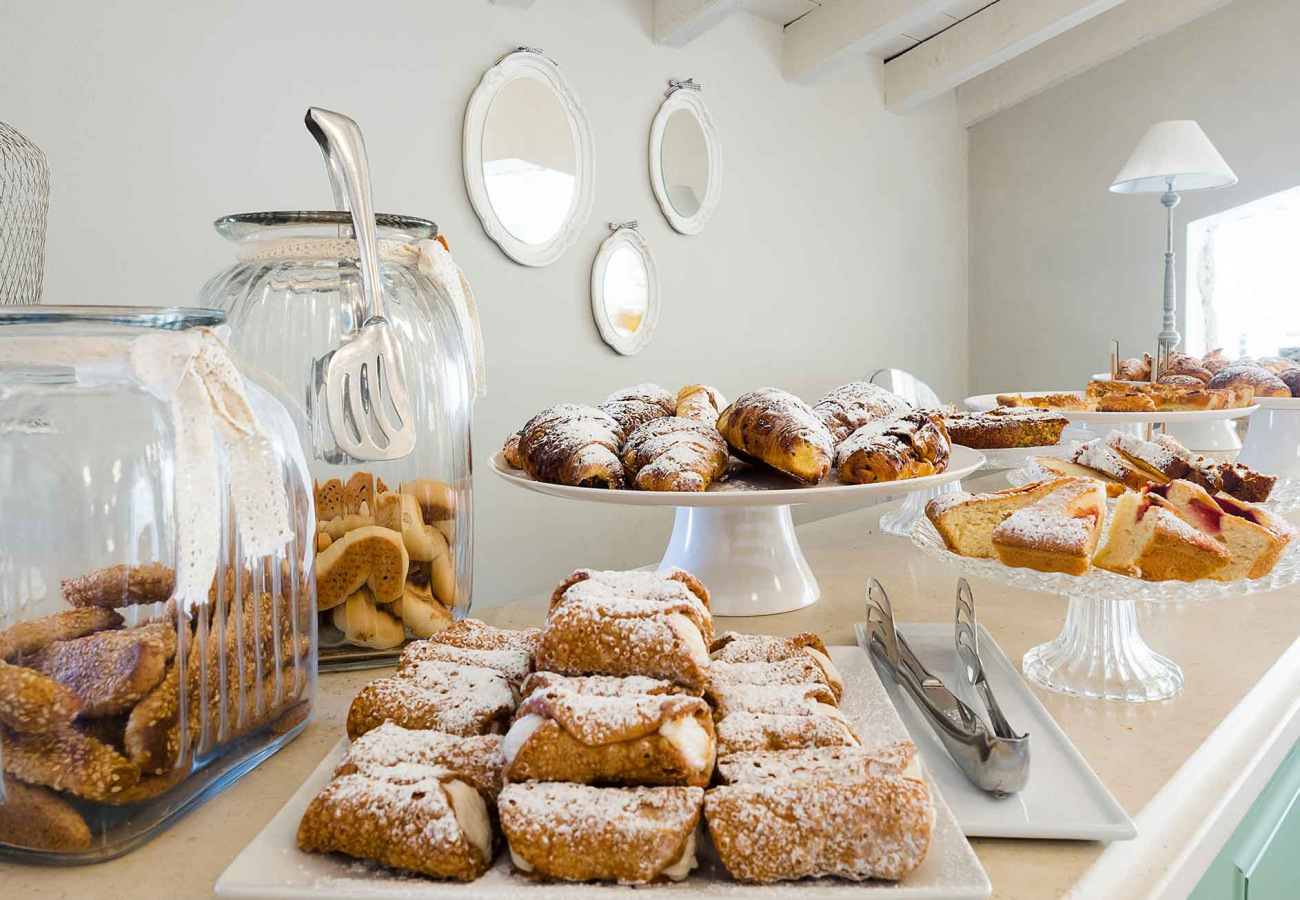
left=870, top=622, right=1136, bottom=841
left=216, top=647, right=991, bottom=899
left=965, top=392, right=1256, bottom=425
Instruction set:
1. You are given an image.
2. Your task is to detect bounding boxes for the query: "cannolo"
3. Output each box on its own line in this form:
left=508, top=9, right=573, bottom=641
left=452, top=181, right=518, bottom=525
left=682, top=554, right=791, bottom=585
left=399, top=641, right=531, bottom=687
left=428, top=619, right=541, bottom=655
left=499, top=782, right=703, bottom=884
left=298, top=770, right=493, bottom=881
left=715, top=742, right=920, bottom=785
left=27, top=623, right=171, bottom=717
left=2, top=728, right=140, bottom=801
left=704, top=771, right=933, bottom=883
left=534, top=597, right=711, bottom=691
left=61, top=562, right=175, bottom=609
left=705, top=656, right=839, bottom=703
left=520, top=672, right=691, bottom=699
left=709, top=681, right=839, bottom=720
left=0, top=661, right=83, bottom=733
left=0, top=608, right=123, bottom=660
left=0, top=780, right=92, bottom=851
left=335, top=722, right=505, bottom=799
left=714, top=710, right=859, bottom=756
left=550, top=567, right=711, bottom=616
left=710, top=631, right=843, bottom=700
left=346, top=660, right=516, bottom=740
left=503, top=687, right=716, bottom=787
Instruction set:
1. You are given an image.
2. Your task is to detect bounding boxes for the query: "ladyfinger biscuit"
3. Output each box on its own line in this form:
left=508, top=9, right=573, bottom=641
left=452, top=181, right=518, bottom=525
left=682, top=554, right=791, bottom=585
left=534, top=597, right=711, bottom=691
left=335, top=722, right=505, bottom=799
left=346, top=660, right=516, bottom=740
left=715, top=710, right=859, bottom=757
left=710, top=631, right=843, bottom=700
left=0, top=608, right=123, bottom=661
left=298, top=772, right=493, bottom=881
left=704, top=772, right=933, bottom=883
left=28, top=623, right=170, bottom=717
left=61, top=562, right=174, bottom=608
left=0, top=780, right=92, bottom=851
left=2, top=728, right=140, bottom=801
left=503, top=688, right=715, bottom=788
left=499, top=782, right=703, bottom=884
left=0, top=661, right=83, bottom=733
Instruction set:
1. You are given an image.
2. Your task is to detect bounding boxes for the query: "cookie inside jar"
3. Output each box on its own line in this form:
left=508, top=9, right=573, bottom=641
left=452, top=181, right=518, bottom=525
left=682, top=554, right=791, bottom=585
left=314, top=471, right=463, bottom=664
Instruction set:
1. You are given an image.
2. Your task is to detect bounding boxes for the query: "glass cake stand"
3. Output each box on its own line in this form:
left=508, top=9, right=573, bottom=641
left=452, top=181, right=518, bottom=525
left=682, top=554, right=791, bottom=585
left=910, top=518, right=1300, bottom=702
left=490, top=446, right=985, bottom=617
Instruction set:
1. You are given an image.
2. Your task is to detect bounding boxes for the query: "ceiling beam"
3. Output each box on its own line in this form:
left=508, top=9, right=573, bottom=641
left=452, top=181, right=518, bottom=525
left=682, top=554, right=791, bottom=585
left=884, top=0, right=1131, bottom=113
left=956, top=0, right=1239, bottom=127
left=782, top=0, right=953, bottom=84
left=654, top=0, right=746, bottom=47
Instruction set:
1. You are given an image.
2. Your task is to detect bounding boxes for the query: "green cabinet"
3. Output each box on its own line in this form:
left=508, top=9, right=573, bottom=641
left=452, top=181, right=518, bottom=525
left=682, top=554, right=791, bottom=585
left=1190, top=740, right=1300, bottom=899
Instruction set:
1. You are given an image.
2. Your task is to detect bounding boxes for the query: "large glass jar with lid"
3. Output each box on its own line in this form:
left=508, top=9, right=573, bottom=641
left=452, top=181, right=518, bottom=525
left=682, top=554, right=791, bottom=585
left=0, top=306, right=316, bottom=862
left=199, top=212, right=475, bottom=668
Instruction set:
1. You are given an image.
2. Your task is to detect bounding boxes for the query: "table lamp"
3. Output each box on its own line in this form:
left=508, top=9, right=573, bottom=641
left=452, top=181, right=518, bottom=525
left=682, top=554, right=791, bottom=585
left=1110, top=120, right=1237, bottom=377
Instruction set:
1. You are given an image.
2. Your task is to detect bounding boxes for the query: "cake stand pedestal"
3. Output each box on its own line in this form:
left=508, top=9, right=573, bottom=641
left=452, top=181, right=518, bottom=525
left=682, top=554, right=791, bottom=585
left=490, top=446, right=985, bottom=617
left=911, top=518, right=1300, bottom=702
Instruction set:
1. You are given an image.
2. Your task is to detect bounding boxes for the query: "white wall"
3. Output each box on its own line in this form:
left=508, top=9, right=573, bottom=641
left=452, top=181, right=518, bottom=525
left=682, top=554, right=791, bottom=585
left=967, top=0, right=1300, bottom=393
left=0, top=0, right=968, bottom=605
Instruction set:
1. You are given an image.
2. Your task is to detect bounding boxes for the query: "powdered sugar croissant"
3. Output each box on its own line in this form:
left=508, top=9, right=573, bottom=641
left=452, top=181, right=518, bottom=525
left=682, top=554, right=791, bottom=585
left=623, top=416, right=729, bottom=492
left=716, top=388, right=834, bottom=485
left=507, top=404, right=626, bottom=489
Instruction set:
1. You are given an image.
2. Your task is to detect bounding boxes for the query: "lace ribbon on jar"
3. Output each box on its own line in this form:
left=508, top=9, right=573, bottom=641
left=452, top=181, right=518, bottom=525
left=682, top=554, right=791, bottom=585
left=0, top=328, right=294, bottom=611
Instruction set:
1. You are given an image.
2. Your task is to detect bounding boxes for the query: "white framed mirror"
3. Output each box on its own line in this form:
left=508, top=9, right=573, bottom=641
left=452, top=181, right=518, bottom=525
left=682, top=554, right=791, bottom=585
left=463, top=48, right=594, bottom=266
left=591, top=224, right=658, bottom=356
left=649, top=81, right=721, bottom=235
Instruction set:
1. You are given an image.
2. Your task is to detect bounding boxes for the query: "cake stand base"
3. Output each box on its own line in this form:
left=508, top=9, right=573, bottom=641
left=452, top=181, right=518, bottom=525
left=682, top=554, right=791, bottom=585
left=1022, top=595, right=1182, bottom=702
left=658, top=505, right=819, bottom=617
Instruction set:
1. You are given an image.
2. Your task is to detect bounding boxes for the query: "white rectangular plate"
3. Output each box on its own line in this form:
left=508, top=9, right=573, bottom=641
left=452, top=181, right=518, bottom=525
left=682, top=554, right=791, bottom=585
left=216, top=647, right=990, bottom=899
left=869, top=622, right=1136, bottom=841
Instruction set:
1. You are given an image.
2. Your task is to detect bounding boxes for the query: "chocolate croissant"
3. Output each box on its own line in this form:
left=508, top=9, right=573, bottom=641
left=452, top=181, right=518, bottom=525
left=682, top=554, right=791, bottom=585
left=623, top=417, right=730, bottom=492
left=716, top=388, right=835, bottom=485
left=507, top=404, right=627, bottom=489
left=812, top=381, right=913, bottom=444
left=598, top=384, right=677, bottom=436
left=834, top=411, right=951, bottom=485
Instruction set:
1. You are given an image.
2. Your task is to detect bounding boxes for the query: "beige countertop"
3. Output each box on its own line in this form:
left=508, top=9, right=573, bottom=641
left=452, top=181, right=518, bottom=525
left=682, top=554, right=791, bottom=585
left=6, top=475, right=1300, bottom=899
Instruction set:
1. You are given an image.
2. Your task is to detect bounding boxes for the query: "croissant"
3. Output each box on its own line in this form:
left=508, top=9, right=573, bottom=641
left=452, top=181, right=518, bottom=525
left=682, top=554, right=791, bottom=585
left=508, top=404, right=627, bottom=488
left=716, top=389, right=835, bottom=485
left=623, top=417, right=730, bottom=492
left=812, top=382, right=913, bottom=444
left=835, top=412, right=950, bottom=485
left=599, top=384, right=677, bottom=436
left=675, top=384, right=727, bottom=427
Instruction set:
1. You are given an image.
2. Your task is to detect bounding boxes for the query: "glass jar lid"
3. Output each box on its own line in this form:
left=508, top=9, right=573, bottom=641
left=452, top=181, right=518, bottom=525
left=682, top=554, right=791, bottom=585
left=214, top=211, right=438, bottom=244
left=0, top=305, right=226, bottom=330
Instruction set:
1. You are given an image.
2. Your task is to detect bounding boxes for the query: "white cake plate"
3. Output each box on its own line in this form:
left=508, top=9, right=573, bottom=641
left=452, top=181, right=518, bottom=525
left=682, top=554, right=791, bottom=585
left=490, top=446, right=985, bottom=617
left=910, top=518, right=1300, bottom=702
left=964, top=391, right=1256, bottom=425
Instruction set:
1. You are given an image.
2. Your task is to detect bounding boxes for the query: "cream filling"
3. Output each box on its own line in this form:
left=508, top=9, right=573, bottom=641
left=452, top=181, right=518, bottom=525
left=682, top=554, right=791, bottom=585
left=509, top=844, right=534, bottom=872
left=902, top=754, right=923, bottom=782
left=817, top=703, right=860, bottom=745
left=502, top=713, right=546, bottom=765
left=442, top=780, right=492, bottom=863
left=666, top=613, right=709, bottom=667
left=659, top=714, right=713, bottom=772
left=804, top=647, right=843, bottom=692
left=661, top=828, right=698, bottom=881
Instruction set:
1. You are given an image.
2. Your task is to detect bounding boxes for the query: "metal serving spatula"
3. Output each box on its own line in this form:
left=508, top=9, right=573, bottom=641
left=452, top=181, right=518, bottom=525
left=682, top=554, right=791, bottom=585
left=305, top=107, right=415, bottom=461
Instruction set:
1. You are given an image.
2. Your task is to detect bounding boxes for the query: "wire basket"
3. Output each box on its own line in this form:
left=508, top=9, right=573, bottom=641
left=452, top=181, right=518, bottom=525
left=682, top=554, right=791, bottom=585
left=0, top=121, right=50, bottom=304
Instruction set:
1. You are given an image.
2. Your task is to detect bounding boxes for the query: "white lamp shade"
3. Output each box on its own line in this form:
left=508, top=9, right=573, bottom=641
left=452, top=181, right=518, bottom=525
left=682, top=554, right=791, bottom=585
left=1110, top=120, right=1237, bottom=194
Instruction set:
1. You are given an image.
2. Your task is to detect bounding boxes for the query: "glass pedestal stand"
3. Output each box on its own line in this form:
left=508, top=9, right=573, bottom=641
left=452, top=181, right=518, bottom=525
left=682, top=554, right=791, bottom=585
left=911, top=518, right=1300, bottom=702
left=881, top=481, right=961, bottom=537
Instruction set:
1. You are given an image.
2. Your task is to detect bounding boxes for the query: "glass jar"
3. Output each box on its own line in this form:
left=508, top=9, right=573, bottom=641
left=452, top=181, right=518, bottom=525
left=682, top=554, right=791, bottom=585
left=199, top=212, right=474, bottom=668
left=0, top=306, right=315, bottom=862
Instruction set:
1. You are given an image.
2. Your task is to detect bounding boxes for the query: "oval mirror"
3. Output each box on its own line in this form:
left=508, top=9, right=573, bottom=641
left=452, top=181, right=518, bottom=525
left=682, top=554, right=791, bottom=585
left=649, top=86, right=721, bottom=235
left=592, top=227, right=658, bottom=355
left=464, top=50, right=594, bottom=266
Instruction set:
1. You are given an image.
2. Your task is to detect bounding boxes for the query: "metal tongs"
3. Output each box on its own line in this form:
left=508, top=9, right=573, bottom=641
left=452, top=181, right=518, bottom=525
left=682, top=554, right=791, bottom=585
left=858, top=577, right=1029, bottom=795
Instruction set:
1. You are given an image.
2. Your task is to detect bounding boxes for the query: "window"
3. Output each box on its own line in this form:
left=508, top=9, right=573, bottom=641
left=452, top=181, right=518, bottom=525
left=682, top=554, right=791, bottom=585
left=1186, top=185, right=1300, bottom=358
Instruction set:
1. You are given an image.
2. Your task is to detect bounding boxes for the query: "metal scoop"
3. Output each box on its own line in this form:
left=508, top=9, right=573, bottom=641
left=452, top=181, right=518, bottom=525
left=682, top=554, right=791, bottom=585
left=858, top=577, right=1030, bottom=796
left=305, top=107, right=415, bottom=461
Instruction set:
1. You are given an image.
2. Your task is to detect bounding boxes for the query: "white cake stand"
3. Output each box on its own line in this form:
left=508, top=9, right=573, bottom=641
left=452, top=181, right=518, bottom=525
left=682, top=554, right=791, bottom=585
left=911, top=518, right=1300, bottom=702
left=490, top=446, right=985, bottom=617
